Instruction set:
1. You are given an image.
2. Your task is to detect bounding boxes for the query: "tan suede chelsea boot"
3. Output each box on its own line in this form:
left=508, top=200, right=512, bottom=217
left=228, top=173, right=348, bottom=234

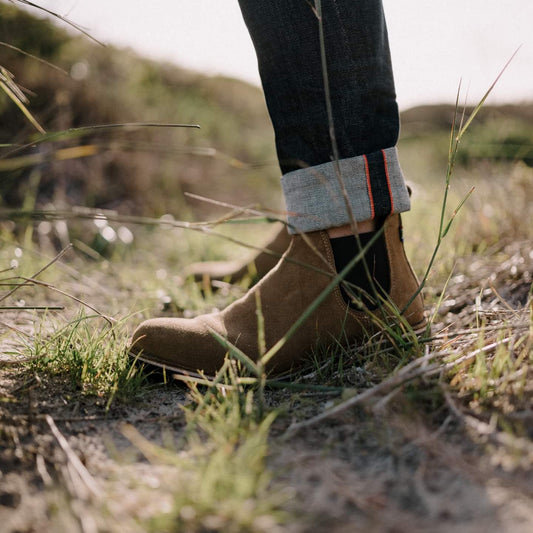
left=130, top=214, right=426, bottom=376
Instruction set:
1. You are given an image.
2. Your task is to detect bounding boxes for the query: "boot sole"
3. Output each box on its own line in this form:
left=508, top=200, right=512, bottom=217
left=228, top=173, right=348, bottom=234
left=129, top=316, right=431, bottom=382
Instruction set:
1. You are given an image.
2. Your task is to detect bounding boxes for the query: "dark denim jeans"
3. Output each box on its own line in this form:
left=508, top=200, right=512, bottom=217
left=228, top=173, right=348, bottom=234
left=238, top=0, right=410, bottom=233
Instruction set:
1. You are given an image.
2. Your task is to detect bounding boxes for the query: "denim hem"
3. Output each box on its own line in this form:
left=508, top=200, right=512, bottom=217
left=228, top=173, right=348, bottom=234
left=281, top=147, right=410, bottom=234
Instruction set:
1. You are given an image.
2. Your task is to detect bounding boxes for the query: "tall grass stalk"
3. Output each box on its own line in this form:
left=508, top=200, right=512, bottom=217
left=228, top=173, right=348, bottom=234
left=0, top=40, right=68, bottom=74
left=404, top=48, right=521, bottom=312
left=0, top=122, right=200, bottom=165
left=279, top=50, right=523, bottom=434
left=13, top=0, right=106, bottom=45
left=314, top=0, right=386, bottom=314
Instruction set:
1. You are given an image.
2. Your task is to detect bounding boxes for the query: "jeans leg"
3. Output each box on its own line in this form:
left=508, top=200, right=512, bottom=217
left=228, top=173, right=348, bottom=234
left=238, top=0, right=410, bottom=233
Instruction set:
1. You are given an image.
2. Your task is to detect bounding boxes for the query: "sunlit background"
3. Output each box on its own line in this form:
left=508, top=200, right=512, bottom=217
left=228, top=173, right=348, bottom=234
left=27, top=0, right=533, bottom=110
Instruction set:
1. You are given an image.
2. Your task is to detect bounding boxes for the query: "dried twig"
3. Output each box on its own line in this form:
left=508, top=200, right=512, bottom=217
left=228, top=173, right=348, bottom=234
left=36, top=453, right=53, bottom=487
left=284, top=337, right=514, bottom=437
left=0, top=305, right=65, bottom=310
left=184, top=192, right=286, bottom=223
left=444, top=392, right=533, bottom=460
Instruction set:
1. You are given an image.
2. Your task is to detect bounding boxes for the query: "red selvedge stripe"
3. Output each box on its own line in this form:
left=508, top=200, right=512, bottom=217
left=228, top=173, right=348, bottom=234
left=381, top=149, right=394, bottom=212
left=363, top=154, right=375, bottom=219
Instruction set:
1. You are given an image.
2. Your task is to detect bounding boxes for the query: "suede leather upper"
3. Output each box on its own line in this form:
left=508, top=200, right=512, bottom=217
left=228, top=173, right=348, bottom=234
left=130, top=215, right=426, bottom=376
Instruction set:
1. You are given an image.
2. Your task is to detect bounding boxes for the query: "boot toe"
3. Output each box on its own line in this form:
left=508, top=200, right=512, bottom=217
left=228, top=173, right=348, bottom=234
left=130, top=317, right=227, bottom=375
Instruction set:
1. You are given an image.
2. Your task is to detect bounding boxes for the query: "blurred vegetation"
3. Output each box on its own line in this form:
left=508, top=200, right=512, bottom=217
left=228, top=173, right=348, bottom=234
left=1, top=2, right=533, bottom=254
left=401, top=103, right=533, bottom=168
left=0, top=3, right=280, bottom=221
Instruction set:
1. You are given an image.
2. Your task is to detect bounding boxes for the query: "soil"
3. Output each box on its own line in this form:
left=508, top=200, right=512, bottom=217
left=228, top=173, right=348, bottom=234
left=0, top=240, right=532, bottom=532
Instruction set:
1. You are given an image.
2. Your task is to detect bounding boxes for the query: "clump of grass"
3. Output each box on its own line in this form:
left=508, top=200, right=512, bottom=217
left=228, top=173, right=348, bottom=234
left=301, top=323, right=426, bottom=392
left=445, top=316, right=532, bottom=453
left=123, top=365, right=287, bottom=532
left=23, top=313, right=146, bottom=406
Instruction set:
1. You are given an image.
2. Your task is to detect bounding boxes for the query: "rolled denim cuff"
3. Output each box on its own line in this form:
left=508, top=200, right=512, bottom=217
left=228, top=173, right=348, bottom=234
left=281, top=147, right=410, bottom=234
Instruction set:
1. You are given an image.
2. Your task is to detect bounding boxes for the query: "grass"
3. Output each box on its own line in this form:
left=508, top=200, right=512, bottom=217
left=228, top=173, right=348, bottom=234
left=135, top=376, right=286, bottom=532
left=1, top=3, right=532, bottom=531
left=22, top=313, right=146, bottom=407
left=2, top=134, right=530, bottom=530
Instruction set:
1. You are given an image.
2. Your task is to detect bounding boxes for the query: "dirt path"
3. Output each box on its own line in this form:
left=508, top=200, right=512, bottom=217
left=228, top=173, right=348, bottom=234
left=1, top=241, right=532, bottom=532
left=2, top=360, right=532, bottom=532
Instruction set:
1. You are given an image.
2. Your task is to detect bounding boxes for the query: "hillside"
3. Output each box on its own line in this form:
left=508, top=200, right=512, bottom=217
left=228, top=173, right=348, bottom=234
left=0, top=3, right=279, bottom=220
left=2, top=3, right=533, bottom=223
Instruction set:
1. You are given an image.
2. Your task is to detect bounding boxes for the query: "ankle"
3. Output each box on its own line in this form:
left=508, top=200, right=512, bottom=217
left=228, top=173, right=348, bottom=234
left=326, top=219, right=376, bottom=238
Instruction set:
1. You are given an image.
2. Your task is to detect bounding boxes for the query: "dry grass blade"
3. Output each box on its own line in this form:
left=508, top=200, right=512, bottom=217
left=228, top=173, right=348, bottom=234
left=13, top=0, right=106, bottom=46
left=0, top=40, right=68, bottom=75
left=121, top=422, right=179, bottom=465
left=172, top=372, right=238, bottom=390
left=314, top=0, right=358, bottom=235
left=0, top=244, right=72, bottom=304
left=0, top=319, right=32, bottom=337
left=0, top=67, right=45, bottom=134
left=185, top=191, right=287, bottom=223
left=18, top=277, right=114, bottom=325
left=314, top=0, right=386, bottom=311
left=0, top=145, right=99, bottom=171
left=35, top=453, right=53, bottom=487
left=457, top=47, right=521, bottom=140
left=45, top=414, right=100, bottom=498
left=0, top=305, right=64, bottom=310
left=0, top=122, right=201, bottom=161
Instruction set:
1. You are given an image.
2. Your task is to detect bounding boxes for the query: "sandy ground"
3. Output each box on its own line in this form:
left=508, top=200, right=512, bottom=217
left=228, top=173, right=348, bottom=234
left=1, top=241, right=532, bottom=532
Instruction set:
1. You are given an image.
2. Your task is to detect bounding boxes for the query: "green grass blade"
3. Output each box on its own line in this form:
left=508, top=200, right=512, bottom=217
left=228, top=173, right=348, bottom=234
left=0, top=41, right=68, bottom=75
left=207, top=327, right=260, bottom=376
left=458, top=47, right=521, bottom=141
left=261, top=227, right=384, bottom=367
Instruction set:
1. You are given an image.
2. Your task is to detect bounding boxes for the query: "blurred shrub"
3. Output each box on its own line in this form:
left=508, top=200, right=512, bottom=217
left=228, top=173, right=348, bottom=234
left=401, top=104, right=533, bottom=167
left=0, top=3, right=279, bottom=221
